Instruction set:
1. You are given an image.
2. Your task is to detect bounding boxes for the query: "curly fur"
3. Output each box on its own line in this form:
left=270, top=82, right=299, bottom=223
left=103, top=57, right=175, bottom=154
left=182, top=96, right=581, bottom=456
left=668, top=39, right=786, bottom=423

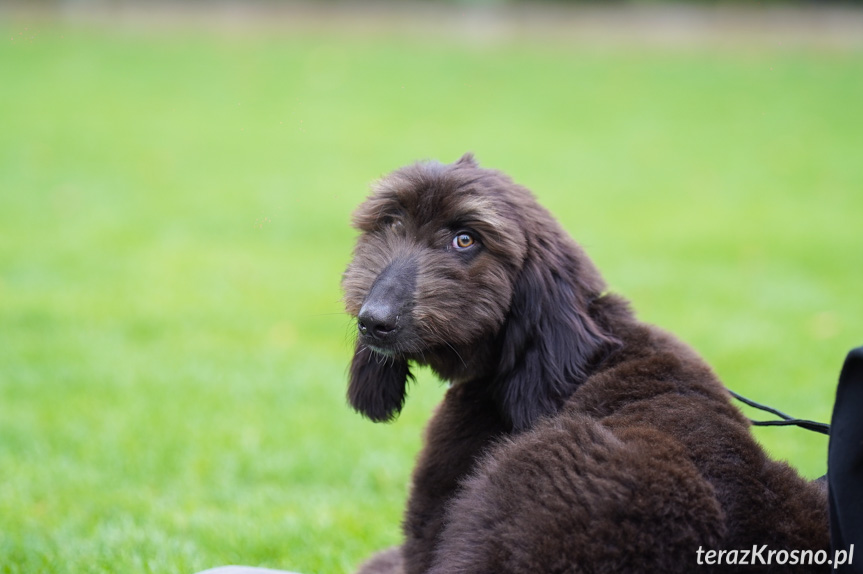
left=342, top=155, right=829, bottom=574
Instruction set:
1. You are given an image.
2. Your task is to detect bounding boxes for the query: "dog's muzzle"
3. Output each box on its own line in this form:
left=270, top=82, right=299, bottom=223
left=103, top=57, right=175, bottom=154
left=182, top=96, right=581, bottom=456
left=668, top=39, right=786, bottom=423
left=357, top=258, right=417, bottom=350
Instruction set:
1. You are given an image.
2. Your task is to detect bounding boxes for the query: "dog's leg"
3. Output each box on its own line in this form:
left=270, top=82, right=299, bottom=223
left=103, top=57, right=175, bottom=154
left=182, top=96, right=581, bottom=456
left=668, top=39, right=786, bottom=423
left=426, top=415, right=725, bottom=574
left=402, top=381, right=508, bottom=574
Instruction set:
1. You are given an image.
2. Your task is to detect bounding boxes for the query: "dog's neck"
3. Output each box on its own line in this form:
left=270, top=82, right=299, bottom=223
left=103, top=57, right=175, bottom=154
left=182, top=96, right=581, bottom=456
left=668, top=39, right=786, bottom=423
left=427, top=293, right=630, bottom=385
left=424, top=339, right=500, bottom=386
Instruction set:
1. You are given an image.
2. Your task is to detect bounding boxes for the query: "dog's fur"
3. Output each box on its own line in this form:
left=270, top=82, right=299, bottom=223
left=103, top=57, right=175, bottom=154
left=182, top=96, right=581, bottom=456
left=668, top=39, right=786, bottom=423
left=342, top=155, right=829, bottom=574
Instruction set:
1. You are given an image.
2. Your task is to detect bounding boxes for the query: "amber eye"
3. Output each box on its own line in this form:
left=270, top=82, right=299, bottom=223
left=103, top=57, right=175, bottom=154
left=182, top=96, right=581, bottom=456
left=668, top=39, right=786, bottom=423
left=452, top=233, right=475, bottom=250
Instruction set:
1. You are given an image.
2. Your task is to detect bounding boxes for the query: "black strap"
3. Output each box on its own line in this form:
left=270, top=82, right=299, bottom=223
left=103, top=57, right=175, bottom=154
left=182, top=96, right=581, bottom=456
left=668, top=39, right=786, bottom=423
left=728, top=389, right=831, bottom=436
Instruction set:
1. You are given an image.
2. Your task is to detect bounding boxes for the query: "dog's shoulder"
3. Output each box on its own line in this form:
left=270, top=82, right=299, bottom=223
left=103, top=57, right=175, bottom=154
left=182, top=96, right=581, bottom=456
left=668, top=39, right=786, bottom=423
left=570, top=314, right=740, bottom=425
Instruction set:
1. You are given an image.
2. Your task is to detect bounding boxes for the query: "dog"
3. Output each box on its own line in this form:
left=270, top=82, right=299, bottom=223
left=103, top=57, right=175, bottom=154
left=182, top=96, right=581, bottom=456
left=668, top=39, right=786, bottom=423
left=341, top=154, right=829, bottom=573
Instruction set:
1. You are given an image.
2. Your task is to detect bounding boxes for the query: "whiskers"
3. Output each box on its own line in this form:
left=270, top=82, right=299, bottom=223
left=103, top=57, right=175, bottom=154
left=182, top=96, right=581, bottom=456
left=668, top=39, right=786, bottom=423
left=357, top=342, right=402, bottom=370
left=444, top=341, right=468, bottom=370
left=420, top=320, right=469, bottom=371
left=344, top=305, right=469, bottom=375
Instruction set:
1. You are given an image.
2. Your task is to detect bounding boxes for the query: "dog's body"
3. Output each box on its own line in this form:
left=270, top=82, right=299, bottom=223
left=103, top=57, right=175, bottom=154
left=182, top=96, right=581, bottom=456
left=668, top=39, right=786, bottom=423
left=342, top=155, right=829, bottom=574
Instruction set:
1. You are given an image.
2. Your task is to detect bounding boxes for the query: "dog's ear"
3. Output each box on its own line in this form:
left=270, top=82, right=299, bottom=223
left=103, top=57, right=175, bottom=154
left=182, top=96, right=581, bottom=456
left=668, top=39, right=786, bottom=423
left=495, top=256, right=618, bottom=431
left=348, top=344, right=412, bottom=423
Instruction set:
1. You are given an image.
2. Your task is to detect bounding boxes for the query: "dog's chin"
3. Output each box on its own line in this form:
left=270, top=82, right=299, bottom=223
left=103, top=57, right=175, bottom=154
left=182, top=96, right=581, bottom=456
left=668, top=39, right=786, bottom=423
left=356, top=322, right=430, bottom=361
left=358, top=335, right=418, bottom=360
left=365, top=344, right=398, bottom=358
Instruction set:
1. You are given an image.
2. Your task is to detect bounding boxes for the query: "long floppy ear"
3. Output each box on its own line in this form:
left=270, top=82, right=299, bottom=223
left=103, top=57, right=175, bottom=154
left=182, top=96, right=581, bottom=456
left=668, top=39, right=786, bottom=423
left=348, top=344, right=412, bottom=423
left=495, top=255, right=619, bottom=431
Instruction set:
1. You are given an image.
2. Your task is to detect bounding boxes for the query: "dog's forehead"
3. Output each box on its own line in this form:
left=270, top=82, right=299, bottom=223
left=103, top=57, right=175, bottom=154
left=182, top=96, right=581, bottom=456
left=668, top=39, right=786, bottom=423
left=353, top=159, right=528, bottom=260
left=371, top=163, right=504, bottom=225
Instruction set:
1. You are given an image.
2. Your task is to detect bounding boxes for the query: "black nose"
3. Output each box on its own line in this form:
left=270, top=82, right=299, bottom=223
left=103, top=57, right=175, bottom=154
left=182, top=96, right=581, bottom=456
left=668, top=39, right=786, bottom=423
left=358, top=302, right=399, bottom=340
left=356, top=257, right=417, bottom=344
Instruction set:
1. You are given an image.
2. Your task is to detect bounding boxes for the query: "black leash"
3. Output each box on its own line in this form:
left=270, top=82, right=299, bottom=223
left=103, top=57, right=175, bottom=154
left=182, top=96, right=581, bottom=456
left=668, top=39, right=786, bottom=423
left=728, top=389, right=831, bottom=436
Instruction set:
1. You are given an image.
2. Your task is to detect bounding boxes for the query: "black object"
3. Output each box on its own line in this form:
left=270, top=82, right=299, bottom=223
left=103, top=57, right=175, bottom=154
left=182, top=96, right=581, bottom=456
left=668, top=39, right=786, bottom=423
left=829, top=347, right=863, bottom=574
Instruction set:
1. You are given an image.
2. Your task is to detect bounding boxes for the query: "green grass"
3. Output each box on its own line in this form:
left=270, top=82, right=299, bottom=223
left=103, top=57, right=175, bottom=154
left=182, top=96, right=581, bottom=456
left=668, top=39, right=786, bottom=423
left=1, top=15, right=862, bottom=573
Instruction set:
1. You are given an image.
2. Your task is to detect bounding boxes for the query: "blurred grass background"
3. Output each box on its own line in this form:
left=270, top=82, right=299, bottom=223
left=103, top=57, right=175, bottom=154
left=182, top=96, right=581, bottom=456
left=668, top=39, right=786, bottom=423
left=1, top=5, right=862, bottom=573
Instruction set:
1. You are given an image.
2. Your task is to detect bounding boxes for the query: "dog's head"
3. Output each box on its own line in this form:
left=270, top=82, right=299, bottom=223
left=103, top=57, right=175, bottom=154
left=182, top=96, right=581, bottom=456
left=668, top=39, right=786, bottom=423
left=342, top=154, right=618, bottom=430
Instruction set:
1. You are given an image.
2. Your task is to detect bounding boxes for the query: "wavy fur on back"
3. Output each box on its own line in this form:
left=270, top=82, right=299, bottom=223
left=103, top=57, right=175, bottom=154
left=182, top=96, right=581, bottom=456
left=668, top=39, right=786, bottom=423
left=342, top=155, right=829, bottom=574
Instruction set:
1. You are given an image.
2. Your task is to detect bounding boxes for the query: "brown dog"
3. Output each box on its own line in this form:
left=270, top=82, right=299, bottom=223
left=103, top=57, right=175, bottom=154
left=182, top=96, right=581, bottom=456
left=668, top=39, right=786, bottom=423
left=342, top=155, right=829, bottom=574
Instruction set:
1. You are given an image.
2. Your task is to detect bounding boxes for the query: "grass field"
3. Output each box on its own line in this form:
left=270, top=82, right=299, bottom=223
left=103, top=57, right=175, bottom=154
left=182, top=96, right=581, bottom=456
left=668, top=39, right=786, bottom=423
left=1, top=10, right=862, bottom=573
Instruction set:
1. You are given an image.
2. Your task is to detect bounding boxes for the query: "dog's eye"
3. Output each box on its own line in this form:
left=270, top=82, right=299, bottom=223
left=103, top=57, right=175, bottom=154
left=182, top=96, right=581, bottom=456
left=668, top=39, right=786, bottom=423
left=452, top=233, right=475, bottom=250
left=382, top=218, right=402, bottom=232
